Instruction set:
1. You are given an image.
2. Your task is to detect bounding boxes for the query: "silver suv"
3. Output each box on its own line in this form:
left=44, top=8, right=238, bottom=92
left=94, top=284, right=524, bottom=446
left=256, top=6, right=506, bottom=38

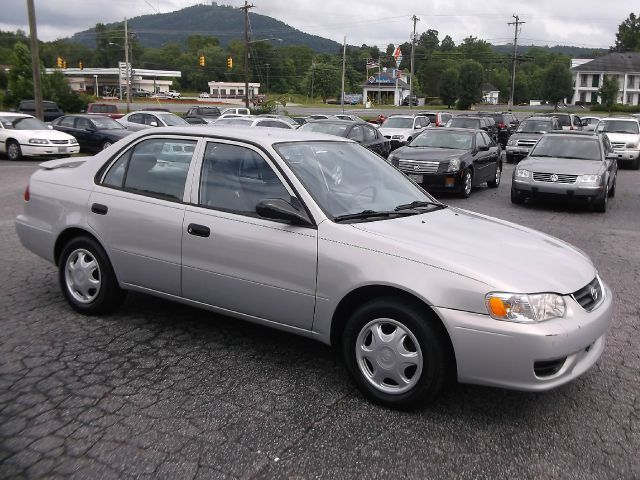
left=595, top=117, right=640, bottom=169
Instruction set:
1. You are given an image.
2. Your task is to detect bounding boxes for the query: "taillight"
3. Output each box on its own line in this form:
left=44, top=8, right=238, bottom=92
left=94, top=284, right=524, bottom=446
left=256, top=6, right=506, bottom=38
left=498, top=123, right=506, bottom=129
left=570, top=126, right=575, bottom=130
left=24, top=184, right=30, bottom=202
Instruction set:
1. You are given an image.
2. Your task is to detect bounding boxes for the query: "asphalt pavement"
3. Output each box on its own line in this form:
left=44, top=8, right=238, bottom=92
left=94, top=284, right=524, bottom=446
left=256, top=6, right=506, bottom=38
left=0, top=158, right=639, bottom=479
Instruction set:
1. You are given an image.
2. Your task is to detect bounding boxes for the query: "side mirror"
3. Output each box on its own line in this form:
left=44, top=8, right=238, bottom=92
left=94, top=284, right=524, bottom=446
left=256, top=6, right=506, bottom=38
left=149, top=121, right=158, bottom=127
left=256, top=198, right=312, bottom=226
left=477, top=145, right=489, bottom=151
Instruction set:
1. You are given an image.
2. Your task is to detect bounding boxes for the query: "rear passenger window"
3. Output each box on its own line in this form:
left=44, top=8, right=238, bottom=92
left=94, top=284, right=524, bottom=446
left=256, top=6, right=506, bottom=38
left=363, top=126, right=377, bottom=142
left=102, top=138, right=196, bottom=201
left=199, top=142, right=291, bottom=216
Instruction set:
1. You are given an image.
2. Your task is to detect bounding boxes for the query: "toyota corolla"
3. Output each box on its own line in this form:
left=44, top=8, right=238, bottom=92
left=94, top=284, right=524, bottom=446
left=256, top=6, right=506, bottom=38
left=15, top=127, right=612, bottom=408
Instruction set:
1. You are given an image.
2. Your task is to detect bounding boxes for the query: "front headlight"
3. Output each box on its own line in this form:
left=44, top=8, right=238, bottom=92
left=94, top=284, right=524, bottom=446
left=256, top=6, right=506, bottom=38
left=507, top=139, right=515, bottom=146
left=578, top=174, right=601, bottom=183
left=626, top=142, right=638, bottom=148
left=448, top=158, right=461, bottom=172
left=29, top=138, right=49, bottom=144
left=515, top=168, right=530, bottom=178
left=69, top=138, right=78, bottom=144
left=486, top=292, right=566, bottom=323
left=392, top=134, right=405, bottom=140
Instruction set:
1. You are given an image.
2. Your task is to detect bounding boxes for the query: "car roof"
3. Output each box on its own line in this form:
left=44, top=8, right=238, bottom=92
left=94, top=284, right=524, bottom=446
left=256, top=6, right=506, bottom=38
left=427, top=127, right=480, bottom=134
left=545, top=131, right=596, bottom=137
left=451, top=116, right=484, bottom=120
left=599, top=116, right=638, bottom=121
left=524, top=116, right=555, bottom=121
left=388, top=114, right=424, bottom=118
left=304, top=119, right=360, bottom=125
left=0, top=112, right=32, bottom=117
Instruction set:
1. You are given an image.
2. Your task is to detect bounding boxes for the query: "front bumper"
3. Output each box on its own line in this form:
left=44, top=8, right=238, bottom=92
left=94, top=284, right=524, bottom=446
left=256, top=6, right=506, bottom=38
left=20, top=143, right=80, bottom=157
left=512, top=178, right=605, bottom=201
left=436, top=283, right=612, bottom=391
left=400, top=169, right=464, bottom=192
left=613, top=148, right=639, bottom=161
left=506, top=146, right=531, bottom=158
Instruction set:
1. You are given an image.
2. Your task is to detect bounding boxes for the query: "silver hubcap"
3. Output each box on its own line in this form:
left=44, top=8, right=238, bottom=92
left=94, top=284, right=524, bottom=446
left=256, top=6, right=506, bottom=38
left=464, top=171, right=472, bottom=195
left=65, top=248, right=101, bottom=304
left=355, top=319, right=423, bottom=394
left=495, top=166, right=501, bottom=185
left=8, top=143, right=18, bottom=159
left=102, top=142, right=112, bottom=150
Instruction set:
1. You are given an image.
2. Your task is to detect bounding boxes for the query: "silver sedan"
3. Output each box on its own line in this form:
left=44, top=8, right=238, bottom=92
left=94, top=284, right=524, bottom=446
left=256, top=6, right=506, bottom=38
left=15, top=126, right=612, bottom=408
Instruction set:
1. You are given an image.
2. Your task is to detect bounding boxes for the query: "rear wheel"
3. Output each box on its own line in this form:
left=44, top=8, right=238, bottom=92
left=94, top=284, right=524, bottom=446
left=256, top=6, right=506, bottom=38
left=342, top=297, right=452, bottom=408
left=487, top=163, right=502, bottom=188
left=6, top=140, right=22, bottom=161
left=459, top=169, right=473, bottom=198
left=58, top=236, right=126, bottom=315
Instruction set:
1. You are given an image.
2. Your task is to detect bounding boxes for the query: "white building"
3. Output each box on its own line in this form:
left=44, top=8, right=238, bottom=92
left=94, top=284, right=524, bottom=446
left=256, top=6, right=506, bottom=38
left=206, top=81, right=260, bottom=100
left=361, top=70, right=410, bottom=106
left=570, top=53, right=640, bottom=105
left=45, top=67, right=181, bottom=97
left=482, top=83, right=500, bottom=105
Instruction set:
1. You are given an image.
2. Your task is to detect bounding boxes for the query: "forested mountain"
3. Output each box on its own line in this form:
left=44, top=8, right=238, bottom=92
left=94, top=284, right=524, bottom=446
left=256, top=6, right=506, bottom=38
left=491, top=44, right=607, bottom=58
left=70, top=3, right=341, bottom=53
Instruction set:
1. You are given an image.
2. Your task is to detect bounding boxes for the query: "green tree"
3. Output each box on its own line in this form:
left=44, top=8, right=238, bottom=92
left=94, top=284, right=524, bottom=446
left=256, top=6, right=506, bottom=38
left=439, top=67, right=458, bottom=107
left=456, top=59, right=483, bottom=110
left=440, top=35, right=455, bottom=51
left=301, top=62, right=340, bottom=102
left=612, top=13, right=640, bottom=52
left=598, top=75, right=620, bottom=111
left=542, top=61, right=573, bottom=110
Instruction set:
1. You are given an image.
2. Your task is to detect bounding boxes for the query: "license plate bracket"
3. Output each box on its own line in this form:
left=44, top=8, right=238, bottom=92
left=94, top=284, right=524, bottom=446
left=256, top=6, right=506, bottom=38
left=57, top=146, right=68, bottom=153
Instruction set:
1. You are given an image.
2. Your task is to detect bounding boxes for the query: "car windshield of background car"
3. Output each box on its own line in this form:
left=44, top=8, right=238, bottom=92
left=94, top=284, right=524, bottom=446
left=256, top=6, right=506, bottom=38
left=597, top=120, right=639, bottom=134
left=0, top=116, right=48, bottom=130
left=518, top=120, right=552, bottom=133
left=300, top=123, right=349, bottom=136
left=448, top=118, right=479, bottom=129
left=382, top=117, right=413, bottom=128
left=216, top=119, right=253, bottom=127
left=91, top=117, right=126, bottom=130
left=531, top=136, right=601, bottom=160
left=158, top=114, right=189, bottom=126
left=410, top=131, right=473, bottom=150
left=276, top=141, right=435, bottom=220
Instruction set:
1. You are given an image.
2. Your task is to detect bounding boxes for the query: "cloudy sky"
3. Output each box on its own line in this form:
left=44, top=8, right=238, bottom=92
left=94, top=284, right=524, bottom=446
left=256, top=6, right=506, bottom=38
left=1, top=0, right=636, bottom=49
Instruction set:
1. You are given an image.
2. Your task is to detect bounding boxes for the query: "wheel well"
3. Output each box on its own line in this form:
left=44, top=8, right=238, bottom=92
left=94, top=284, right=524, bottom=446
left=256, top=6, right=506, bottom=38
left=330, top=285, right=456, bottom=370
left=54, top=227, right=101, bottom=266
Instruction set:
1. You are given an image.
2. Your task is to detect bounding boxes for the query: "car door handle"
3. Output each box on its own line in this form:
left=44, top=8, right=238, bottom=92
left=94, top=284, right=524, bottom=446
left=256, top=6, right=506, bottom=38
left=91, top=203, right=108, bottom=215
left=187, top=223, right=210, bottom=238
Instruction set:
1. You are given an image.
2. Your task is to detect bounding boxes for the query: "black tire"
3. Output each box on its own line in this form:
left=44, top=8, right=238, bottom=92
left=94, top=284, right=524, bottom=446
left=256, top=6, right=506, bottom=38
left=102, top=141, right=113, bottom=150
left=594, top=186, right=608, bottom=213
left=58, top=236, right=126, bottom=315
left=487, top=163, right=502, bottom=188
left=6, top=140, right=22, bottom=161
left=609, top=178, right=616, bottom=198
left=458, top=169, right=473, bottom=198
left=633, top=157, right=640, bottom=170
left=342, top=297, right=453, bottom=409
left=511, top=188, right=524, bottom=204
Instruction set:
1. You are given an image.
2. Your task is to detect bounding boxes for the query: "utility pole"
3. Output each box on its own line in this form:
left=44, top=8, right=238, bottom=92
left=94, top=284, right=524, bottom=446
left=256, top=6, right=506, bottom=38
left=508, top=14, right=525, bottom=110
left=124, top=17, right=131, bottom=113
left=26, top=0, right=43, bottom=120
left=340, top=36, right=346, bottom=114
left=310, top=62, right=315, bottom=102
left=240, top=0, right=255, bottom=109
left=265, top=63, right=270, bottom=95
left=409, top=14, right=419, bottom=111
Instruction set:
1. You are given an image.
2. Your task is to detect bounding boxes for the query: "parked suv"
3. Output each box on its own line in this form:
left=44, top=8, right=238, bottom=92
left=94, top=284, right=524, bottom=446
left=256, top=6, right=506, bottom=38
left=476, top=111, right=519, bottom=146
left=184, top=106, right=222, bottom=125
left=540, top=113, right=583, bottom=131
left=595, top=117, right=640, bottom=169
left=505, top=116, right=562, bottom=163
left=17, top=100, right=64, bottom=122
left=446, top=116, right=498, bottom=143
left=378, top=114, right=430, bottom=150
left=419, top=111, right=453, bottom=127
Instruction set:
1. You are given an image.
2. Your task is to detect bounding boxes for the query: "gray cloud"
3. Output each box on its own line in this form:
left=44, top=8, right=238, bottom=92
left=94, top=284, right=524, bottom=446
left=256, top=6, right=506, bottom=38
left=2, top=0, right=634, bottom=48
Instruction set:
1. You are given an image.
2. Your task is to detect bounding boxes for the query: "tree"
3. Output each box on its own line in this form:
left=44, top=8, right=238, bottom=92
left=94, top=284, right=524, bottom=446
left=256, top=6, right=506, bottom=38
left=438, top=68, right=458, bottom=107
left=612, top=13, right=640, bottom=52
left=418, top=30, right=439, bottom=51
left=598, top=75, right=620, bottom=111
left=440, top=35, right=455, bottom=51
left=456, top=60, right=483, bottom=110
left=542, top=61, right=573, bottom=110
left=301, top=62, right=340, bottom=102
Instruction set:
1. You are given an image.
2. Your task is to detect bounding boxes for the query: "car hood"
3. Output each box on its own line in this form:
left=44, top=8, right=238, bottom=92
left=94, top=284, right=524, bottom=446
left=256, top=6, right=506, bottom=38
left=519, top=157, right=604, bottom=175
left=379, top=127, right=416, bottom=137
left=393, top=146, right=467, bottom=162
left=510, top=132, right=544, bottom=141
left=604, top=132, right=639, bottom=143
left=97, top=128, right=131, bottom=139
left=350, top=207, right=595, bottom=294
left=11, top=129, right=76, bottom=141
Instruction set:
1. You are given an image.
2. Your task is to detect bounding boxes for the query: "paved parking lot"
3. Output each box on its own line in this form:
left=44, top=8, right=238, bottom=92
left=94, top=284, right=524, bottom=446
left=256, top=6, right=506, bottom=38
left=1, top=158, right=639, bottom=479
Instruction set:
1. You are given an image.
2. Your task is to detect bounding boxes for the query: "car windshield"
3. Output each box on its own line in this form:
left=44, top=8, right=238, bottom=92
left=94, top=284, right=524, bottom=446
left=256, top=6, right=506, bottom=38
left=409, top=130, right=473, bottom=150
left=0, top=116, right=47, bottom=130
left=300, top=123, right=349, bottom=137
left=382, top=117, right=413, bottom=128
left=276, top=142, right=437, bottom=220
left=447, top=118, right=479, bottom=129
left=544, top=115, right=569, bottom=126
left=518, top=120, right=552, bottom=133
left=216, top=119, right=253, bottom=126
left=531, top=136, right=601, bottom=160
left=157, top=114, right=188, bottom=126
left=91, top=117, right=125, bottom=130
left=596, top=120, right=639, bottom=134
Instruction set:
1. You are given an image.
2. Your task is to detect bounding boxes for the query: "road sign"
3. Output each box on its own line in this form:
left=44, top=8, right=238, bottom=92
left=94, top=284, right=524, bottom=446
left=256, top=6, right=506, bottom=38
left=393, top=45, right=403, bottom=68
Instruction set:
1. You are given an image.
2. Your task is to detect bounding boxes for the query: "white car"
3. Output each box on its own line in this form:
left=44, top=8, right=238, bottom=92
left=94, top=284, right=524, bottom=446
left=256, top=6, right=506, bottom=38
left=117, top=111, right=189, bottom=132
left=198, top=92, right=210, bottom=98
left=0, top=112, right=79, bottom=161
left=378, top=114, right=431, bottom=149
left=212, top=116, right=294, bottom=129
left=220, top=107, right=251, bottom=116
left=167, top=90, right=181, bottom=99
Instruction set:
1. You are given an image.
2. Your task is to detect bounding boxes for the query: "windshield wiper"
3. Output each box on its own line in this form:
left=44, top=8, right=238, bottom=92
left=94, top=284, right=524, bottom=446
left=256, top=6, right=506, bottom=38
left=333, top=209, right=418, bottom=222
left=394, top=200, right=447, bottom=211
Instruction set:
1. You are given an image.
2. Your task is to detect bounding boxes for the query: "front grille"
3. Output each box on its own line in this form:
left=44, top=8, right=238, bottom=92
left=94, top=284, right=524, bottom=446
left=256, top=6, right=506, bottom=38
left=383, top=135, right=391, bottom=139
left=532, top=172, right=578, bottom=184
left=534, top=358, right=566, bottom=377
left=517, top=139, right=536, bottom=147
left=611, top=142, right=625, bottom=149
left=572, top=277, right=604, bottom=312
left=398, top=159, right=440, bottom=174
left=50, top=139, right=69, bottom=145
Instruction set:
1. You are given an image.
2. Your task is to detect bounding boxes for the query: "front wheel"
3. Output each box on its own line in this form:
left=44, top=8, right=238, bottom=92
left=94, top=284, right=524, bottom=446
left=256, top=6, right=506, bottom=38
left=594, top=185, right=608, bottom=213
left=342, top=298, right=452, bottom=408
left=487, top=163, right=502, bottom=188
left=511, top=188, right=524, bottom=204
left=459, top=169, right=473, bottom=198
left=6, top=140, right=22, bottom=161
left=58, top=236, right=126, bottom=315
